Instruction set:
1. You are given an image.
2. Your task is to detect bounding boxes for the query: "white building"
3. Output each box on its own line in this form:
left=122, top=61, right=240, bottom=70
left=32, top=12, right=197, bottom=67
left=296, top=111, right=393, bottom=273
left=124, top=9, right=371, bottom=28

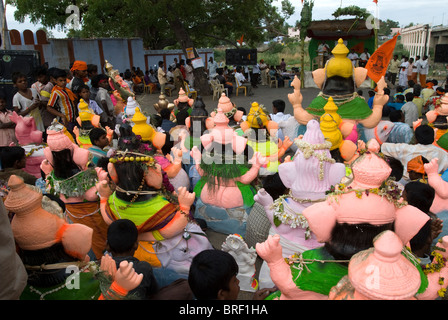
left=400, top=24, right=431, bottom=58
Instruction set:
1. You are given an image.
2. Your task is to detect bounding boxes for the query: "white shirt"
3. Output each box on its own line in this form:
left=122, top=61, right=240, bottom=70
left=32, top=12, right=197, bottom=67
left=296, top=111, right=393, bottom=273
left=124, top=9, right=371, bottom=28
left=347, top=53, right=359, bottom=66
left=400, top=61, right=409, bottom=75
left=12, top=88, right=44, bottom=132
left=360, top=52, right=370, bottom=61
left=413, top=59, right=421, bottom=73
left=401, top=102, right=419, bottom=127
left=208, top=61, right=218, bottom=78
left=381, top=142, right=448, bottom=180
left=270, top=112, right=291, bottom=141
left=418, top=60, right=429, bottom=75
left=252, top=64, right=260, bottom=74
left=235, top=72, right=246, bottom=86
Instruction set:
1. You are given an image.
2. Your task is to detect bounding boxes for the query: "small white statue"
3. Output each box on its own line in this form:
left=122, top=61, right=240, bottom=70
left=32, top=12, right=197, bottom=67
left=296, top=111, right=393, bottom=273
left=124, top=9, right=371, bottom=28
left=221, top=234, right=258, bottom=292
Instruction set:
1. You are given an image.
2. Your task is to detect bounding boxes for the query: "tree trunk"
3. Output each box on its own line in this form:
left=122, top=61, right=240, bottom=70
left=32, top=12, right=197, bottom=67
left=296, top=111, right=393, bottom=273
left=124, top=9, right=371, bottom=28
left=300, top=38, right=305, bottom=89
left=167, top=16, right=211, bottom=96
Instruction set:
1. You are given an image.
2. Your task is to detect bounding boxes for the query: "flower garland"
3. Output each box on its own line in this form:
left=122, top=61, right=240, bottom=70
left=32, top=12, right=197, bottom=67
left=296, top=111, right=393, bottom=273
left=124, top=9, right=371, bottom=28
left=213, top=106, right=237, bottom=120
left=270, top=194, right=312, bottom=239
left=294, top=139, right=335, bottom=180
left=25, top=144, right=46, bottom=158
left=325, top=178, right=407, bottom=208
left=422, top=240, right=447, bottom=298
left=47, top=168, right=98, bottom=198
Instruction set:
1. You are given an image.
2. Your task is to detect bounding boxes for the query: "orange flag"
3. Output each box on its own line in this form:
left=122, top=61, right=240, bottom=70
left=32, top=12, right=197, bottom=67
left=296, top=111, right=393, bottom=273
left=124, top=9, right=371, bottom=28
left=237, top=35, right=244, bottom=46
left=365, top=33, right=399, bottom=83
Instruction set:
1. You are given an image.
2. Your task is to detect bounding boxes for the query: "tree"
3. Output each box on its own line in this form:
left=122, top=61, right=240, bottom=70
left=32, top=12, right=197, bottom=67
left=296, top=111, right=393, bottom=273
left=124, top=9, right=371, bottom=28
left=9, top=0, right=293, bottom=95
left=379, top=19, right=399, bottom=36
left=298, top=0, right=314, bottom=88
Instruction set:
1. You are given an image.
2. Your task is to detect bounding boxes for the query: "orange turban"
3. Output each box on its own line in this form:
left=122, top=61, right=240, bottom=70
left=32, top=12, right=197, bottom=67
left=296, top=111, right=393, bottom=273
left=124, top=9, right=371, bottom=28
left=407, top=156, right=425, bottom=174
left=71, top=60, right=87, bottom=72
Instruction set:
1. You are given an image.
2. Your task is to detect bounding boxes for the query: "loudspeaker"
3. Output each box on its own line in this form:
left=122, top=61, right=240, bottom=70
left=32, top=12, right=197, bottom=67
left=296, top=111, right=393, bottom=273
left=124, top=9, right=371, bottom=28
left=225, top=49, right=257, bottom=66
left=0, top=84, right=16, bottom=110
left=434, top=44, right=448, bottom=63
left=0, top=50, right=41, bottom=109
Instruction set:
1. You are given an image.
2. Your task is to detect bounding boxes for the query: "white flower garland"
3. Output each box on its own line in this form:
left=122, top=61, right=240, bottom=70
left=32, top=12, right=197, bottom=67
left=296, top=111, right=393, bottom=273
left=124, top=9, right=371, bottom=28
left=270, top=195, right=311, bottom=239
left=294, top=139, right=335, bottom=180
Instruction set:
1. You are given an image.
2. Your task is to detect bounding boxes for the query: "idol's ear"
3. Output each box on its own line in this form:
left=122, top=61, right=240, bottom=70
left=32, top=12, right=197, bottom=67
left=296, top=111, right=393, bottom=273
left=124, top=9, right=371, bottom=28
left=107, top=162, right=119, bottom=184
left=354, top=67, right=368, bottom=88
left=144, top=164, right=163, bottom=189
left=312, top=68, right=326, bottom=89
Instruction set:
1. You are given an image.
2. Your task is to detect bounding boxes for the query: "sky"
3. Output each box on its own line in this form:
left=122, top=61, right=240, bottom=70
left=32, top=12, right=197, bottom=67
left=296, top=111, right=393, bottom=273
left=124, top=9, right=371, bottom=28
left=3, top=0, right=448, bottom=39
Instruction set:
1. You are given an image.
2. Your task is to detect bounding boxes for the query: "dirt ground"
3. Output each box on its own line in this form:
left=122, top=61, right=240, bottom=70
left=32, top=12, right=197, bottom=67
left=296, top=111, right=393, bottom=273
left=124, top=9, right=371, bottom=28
left=135, top=81, right=323, bottom=117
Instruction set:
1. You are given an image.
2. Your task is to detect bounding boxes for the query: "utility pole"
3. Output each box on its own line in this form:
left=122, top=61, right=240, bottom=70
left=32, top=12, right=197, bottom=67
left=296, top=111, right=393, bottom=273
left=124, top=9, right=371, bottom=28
left=1, top=0, right=11, bottom=50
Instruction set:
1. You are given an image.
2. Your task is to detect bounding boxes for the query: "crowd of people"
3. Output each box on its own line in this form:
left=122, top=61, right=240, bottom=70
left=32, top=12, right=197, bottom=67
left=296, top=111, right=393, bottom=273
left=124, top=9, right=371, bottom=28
left=1, top=47, right=448, bottom=303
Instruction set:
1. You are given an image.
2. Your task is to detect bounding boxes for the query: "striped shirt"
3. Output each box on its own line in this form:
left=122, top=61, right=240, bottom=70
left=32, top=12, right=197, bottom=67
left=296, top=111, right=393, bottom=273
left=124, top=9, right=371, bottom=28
left=47, top=86, right=76, bottom=122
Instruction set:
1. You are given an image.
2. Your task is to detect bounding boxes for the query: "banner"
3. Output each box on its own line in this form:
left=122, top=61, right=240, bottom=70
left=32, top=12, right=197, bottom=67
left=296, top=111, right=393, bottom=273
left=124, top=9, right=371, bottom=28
left=365, top=33, right=399, bottom=83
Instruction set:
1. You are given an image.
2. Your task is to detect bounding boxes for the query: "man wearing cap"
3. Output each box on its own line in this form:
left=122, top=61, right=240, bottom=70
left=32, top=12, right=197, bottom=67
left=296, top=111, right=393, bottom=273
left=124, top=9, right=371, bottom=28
left=70, top=60, right=88, bottom=100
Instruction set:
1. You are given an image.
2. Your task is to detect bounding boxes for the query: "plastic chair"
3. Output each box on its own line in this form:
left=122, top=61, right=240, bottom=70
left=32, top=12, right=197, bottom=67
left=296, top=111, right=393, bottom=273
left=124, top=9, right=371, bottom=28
left=235, top=81, right=247, bottom=96
left=269, top=77, right=278, bottom=88
left=184, top=81, right=197, bottom=99
left=211, top=80, right=228, bottom=100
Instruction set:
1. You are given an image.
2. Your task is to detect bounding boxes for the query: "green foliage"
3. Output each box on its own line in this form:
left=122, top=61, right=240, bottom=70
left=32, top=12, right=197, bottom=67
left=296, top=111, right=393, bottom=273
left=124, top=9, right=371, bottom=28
left=332, top=5, right=370, bottom=20
left=9, top=0, right=293, bottom=50
left=379, top=19, right=400, bottom=36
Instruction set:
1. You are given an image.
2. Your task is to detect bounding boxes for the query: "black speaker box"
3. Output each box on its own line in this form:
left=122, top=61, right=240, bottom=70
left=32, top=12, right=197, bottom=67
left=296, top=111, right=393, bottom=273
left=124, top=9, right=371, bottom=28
left=0, top=50, right=41, bottom=109
left=434, top=44, right=448, bottom=63
left=225, top=49, right=257, bottom=66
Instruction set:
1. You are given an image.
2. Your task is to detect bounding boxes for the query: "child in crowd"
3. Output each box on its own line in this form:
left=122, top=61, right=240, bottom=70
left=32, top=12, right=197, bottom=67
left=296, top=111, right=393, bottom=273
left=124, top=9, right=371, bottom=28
left=31, top=66, right=55, bottom=130
left=367, top=90, right=375, bottom=109
left=12, top=72, right=45, bottom=132
left=412, top=84, right=424, bottom=117
left=381, top=124, right=448, bottom=182
left=106, top=219, right=193, bottom=300
left=88, top=127, right=110, bottom=166
left=94, top=74, right=115, bottom=128
left=387, top=94, right=405, bottom=111
left=270, top=99, right=291, bottom=141
left=0, top=146, right=37, bottom=185
left=77, top=84, right=104, bottom=117
left=393, top=86, right=405, bottom=102
left=160, top=108, right=176, bottom=133
left=387, top=110, right=414, bottom=144
left=0, top=95, right=17, bottom=146
left=401, top=92, right=419, bottom=127
left=188, top=249, right=276, bottom=300
left=46, top=68, right=78, bottom=132
left=407, top=155, right=429, bottom=182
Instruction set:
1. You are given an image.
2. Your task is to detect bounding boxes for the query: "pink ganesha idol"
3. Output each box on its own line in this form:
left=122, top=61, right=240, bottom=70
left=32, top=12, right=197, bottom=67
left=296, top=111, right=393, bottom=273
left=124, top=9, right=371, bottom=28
left=330, top=230, right=448, bottom=300
left=289, top=39, right=389, bottom=161
left=254, top=119, right=346, bottom=288
left=191, top=108, right=266, bottom=236
left=256, top=142, right=431, bottom=300
left=9, top=111, right=45, bottom=178
left=206, top=93, right=244, bottom=129
left=40, top=121, right=109, bottom=260
left=4, top=175, right=142, bottom=300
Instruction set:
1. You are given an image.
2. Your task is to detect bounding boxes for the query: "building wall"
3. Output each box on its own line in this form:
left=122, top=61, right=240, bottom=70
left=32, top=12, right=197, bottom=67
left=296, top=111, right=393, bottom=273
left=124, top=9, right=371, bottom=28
left=6, top=30, right=214, bottom=74
left=8, top=29, right=146, bottom=73
left=400, top=24, right=431, bottom=58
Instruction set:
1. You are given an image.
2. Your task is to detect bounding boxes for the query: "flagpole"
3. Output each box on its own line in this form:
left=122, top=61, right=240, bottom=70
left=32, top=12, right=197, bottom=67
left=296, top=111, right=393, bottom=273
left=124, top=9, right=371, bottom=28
left=371, top=0, right=379, bottom=89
